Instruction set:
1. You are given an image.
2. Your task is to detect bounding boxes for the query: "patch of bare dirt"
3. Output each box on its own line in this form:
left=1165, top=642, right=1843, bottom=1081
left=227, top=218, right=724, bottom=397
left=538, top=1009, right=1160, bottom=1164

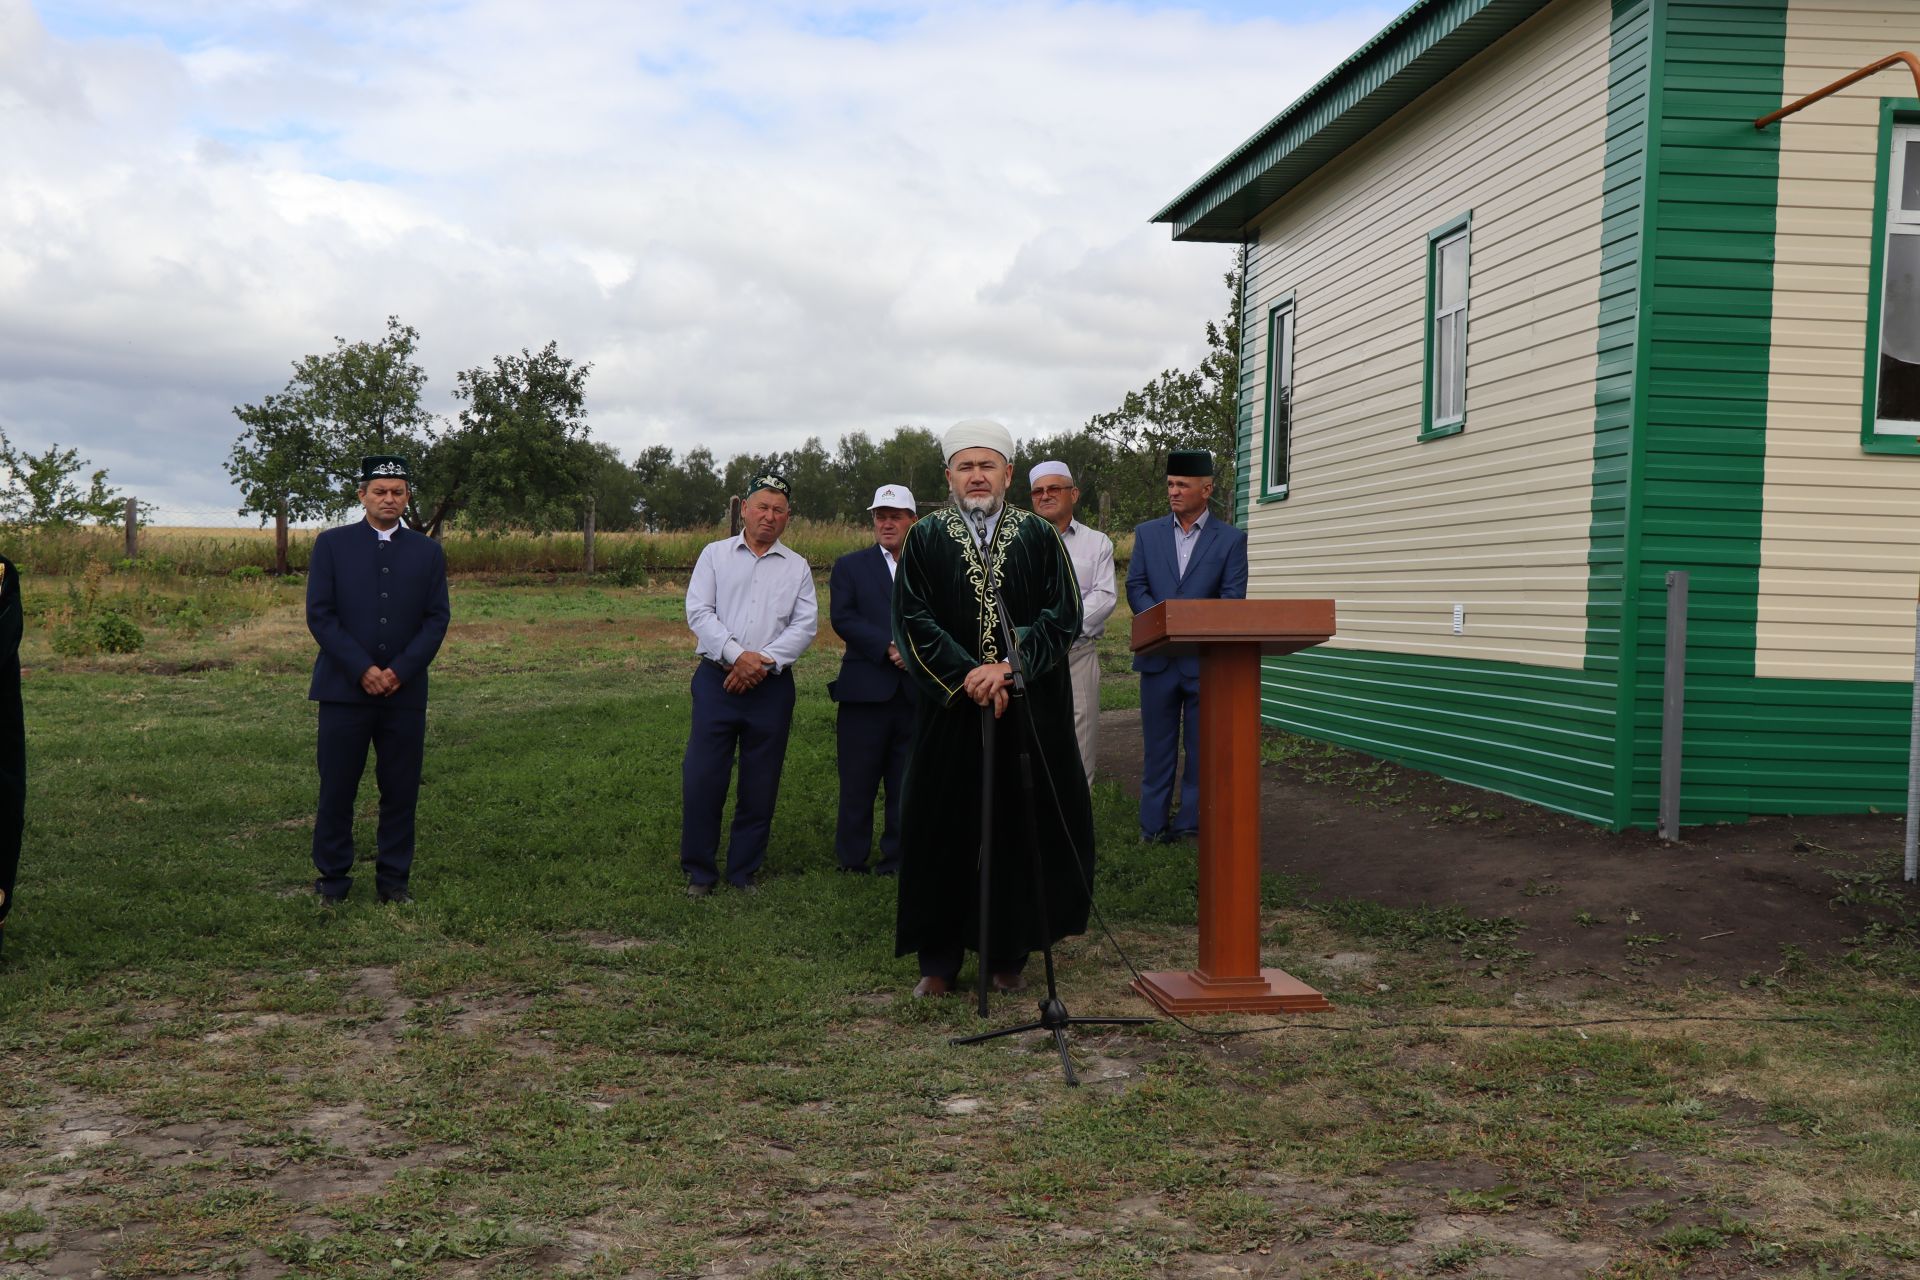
left=1098, top=708, right=1919, bottom=988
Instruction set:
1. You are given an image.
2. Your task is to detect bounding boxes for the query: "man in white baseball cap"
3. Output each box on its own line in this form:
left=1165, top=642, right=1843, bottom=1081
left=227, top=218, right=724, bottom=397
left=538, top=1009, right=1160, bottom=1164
left=1027, top=460, right=1115, bottom=782
left=827, top=483, right=919, bottom=875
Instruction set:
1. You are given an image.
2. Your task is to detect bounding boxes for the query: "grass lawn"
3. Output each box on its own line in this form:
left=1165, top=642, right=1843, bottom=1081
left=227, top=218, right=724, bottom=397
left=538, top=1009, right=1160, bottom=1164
left=1, top=571, right=1917, bottom=1278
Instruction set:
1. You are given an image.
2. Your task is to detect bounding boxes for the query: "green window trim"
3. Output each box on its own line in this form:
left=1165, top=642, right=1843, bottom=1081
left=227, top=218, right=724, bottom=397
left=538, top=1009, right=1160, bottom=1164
left=1258, top=293, right=1297, bottom=504
left=1420, top=209, right=1473, bottom=442
left=1861, top=98, right=1920, bottom=456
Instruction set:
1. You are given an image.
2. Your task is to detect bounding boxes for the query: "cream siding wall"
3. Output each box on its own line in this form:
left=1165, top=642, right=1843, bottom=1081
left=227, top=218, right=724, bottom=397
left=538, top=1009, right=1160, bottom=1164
left=1757, top=0, right=1920, bottom=681
left=1240, top=0, right=1613, bottom=670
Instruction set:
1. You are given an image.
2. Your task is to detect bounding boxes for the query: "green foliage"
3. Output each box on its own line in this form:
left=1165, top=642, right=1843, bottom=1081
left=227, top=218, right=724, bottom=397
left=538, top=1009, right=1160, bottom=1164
left=0, top=431, right=129, bottom=530
left=426, top=340, right=594, bottom=536
left=227, top=315, right=434, bottom=529
left=1087, top=257, right=1245, bottom=527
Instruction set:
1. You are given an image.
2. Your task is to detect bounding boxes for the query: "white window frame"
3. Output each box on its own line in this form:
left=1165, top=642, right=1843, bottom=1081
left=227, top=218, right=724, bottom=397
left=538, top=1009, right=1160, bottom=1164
left=1872, top=121, right=1920, bottom=437
left=1261, top=298, right=1296, bottom=501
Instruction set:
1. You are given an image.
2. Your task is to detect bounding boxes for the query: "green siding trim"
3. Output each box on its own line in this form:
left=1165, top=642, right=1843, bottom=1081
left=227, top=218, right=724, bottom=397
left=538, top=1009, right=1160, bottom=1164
left=1623, top=0, right=1786, bottom=827
left=1419, top=210, right=1474, bottom=441
left=1860, top=98, right=1920, bottom=456
left=1603, top=0, right=1662, bottom=829
left=1155, top=0, right=1557, bottom=241
left=1234, top=235, right=1257, bottom=528
left=1261, top=649, right=1620, bottom=824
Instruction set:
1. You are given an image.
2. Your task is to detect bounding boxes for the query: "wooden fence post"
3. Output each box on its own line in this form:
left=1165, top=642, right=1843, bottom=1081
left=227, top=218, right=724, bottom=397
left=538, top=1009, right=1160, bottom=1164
left=729, top=495, right=743, bottom=537
left=123, top=497, right=138, bottom=560
left=583, top=495, right=597, bottom=575
left=274, top=501, right=290, bottom=576
left=1099, top=490, right=1111, bottom=532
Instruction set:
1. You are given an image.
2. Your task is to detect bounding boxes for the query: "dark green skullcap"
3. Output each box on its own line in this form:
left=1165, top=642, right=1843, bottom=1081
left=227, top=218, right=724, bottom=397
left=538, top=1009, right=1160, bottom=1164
left=359, top=454, right=411, bottom=483
left=744, top=471, right=791, bottom=502
left=1167, top=449, right=1214, bottom=478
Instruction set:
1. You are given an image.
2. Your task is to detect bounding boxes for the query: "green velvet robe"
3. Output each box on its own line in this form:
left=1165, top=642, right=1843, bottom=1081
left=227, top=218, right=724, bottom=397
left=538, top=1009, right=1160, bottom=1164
left=0, top=560, right=23, bottom=953
left=891, top=505, right=1094, bottom=963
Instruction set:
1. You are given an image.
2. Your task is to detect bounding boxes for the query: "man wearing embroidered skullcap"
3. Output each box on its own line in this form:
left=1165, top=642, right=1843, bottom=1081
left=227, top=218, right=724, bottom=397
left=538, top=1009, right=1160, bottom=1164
left=306, top=455, right=450, bottom=905
left=1127, top=448, right=1248, bottom=843
left=892, top=420, right=1093, bottom=997
left=1027, top=460, right=1115, bottom=782
left=680, top=472, right=818, bottom=897
left=828, top=484, right=919, bottom=876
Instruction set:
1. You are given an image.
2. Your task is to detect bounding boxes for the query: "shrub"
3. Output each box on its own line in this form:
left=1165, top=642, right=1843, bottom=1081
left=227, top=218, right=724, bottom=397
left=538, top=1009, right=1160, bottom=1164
left=93, top=612, right=144, bottom=654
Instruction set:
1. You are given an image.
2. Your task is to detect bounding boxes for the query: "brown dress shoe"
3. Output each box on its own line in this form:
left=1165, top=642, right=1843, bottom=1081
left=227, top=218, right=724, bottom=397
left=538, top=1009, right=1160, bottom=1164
left=990, top=971, right=1027, bottom=994
left=912, top=975, right=953, bottom=998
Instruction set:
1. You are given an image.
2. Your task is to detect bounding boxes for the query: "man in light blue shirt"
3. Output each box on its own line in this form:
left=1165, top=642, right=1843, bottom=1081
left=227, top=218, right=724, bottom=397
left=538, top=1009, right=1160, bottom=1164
left=680, top=473, right=818, bottom=896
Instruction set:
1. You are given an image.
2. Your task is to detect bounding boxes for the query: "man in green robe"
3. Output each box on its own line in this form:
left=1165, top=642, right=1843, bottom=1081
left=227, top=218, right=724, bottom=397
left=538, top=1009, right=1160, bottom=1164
left=893, top=419, right=1093, bottom=998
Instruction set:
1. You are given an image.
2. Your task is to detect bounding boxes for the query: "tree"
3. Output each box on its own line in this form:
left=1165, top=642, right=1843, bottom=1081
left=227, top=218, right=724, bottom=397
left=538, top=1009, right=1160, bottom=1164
left=1087, top=254, right=1245, bottom=526
left=225, top=393, right=337, bottom=572
left=227, top=316, right=435, bottom=539
left=418, top=342, right=593, bottom=536
left=643, top=447, right=727, bottom=530
left=582, top=442, right=645, bottom=532
left=0, top=431, right=128, bottom=530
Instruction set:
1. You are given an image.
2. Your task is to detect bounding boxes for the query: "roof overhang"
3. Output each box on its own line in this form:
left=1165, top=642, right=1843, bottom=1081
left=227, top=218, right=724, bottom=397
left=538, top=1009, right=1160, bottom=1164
left=1152, top=0, right=1558, bottom=242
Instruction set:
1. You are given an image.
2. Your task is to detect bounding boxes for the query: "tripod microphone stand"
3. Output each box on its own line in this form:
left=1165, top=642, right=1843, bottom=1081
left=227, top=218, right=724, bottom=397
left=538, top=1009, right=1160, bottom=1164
left=950, top=516, right=1151, bottom=1084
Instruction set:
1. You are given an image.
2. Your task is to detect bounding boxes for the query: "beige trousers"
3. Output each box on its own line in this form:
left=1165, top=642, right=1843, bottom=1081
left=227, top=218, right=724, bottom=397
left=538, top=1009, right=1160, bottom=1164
left=1069, top=639, right=1100, bottom=783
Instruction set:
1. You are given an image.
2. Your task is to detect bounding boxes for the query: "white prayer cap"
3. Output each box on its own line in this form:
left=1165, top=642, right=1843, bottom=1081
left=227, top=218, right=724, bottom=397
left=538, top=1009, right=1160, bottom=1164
left=943, top=418, right=1015, bottom=463
left=1028, top=460, right=1073, bottom=487
left=868, top=484, right=917, bottom=512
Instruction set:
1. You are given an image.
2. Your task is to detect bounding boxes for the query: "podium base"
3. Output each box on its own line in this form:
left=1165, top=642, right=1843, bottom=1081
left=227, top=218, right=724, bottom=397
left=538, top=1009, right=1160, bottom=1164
left=1132, top=967, right=1332, bottom=1015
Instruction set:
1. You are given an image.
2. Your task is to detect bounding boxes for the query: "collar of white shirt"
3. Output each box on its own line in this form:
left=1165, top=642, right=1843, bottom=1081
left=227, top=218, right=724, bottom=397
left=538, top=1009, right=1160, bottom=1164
left=733, top=534, right=789, bottom=559
left=1174, top=510, right=1210, bottom=537
left=367, top=519, right=399, bottom=543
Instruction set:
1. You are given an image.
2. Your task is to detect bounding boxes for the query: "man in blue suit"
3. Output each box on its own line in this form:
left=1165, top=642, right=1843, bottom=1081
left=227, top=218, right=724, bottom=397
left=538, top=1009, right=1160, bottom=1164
left=828, top=484, right=917, bottom=875
left=1126, top=449, right=1247, bottom=842
left=306, top=455, right=450, bottom=904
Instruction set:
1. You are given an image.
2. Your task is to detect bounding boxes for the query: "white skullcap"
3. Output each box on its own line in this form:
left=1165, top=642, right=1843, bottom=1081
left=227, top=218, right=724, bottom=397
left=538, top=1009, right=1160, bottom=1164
left=868, top=484, right=917, bottom=512
left=943, top=418, right=1015, bottom=463
left=1028, top=460, right=1073, bottom=487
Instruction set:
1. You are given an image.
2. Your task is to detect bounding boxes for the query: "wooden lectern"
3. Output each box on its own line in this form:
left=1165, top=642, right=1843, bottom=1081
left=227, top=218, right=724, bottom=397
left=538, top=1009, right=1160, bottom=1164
left=1129, top=598, right=1337, bottom=1015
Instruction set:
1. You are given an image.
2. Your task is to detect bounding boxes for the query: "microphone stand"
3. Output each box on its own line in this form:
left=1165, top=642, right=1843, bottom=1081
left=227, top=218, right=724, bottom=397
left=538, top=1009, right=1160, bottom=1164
left=952, top=511, right=1151, bottom=1084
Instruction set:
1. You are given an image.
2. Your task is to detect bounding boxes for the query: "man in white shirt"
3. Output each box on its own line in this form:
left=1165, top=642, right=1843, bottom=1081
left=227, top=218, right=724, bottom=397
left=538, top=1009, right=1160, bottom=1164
left=680, top=472, right=818, bottom=896
left=1028, top=461, right=1116, bottom=782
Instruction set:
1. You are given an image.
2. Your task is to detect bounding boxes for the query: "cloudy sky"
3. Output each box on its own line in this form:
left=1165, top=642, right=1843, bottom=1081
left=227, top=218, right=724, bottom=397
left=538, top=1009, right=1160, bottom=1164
left=3, top=0, right=1393, bottom=522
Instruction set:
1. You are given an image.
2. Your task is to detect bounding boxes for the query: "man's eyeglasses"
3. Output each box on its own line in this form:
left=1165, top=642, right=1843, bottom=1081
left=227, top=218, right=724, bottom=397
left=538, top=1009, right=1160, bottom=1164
left=1029, top=485, right=1074, bottom=499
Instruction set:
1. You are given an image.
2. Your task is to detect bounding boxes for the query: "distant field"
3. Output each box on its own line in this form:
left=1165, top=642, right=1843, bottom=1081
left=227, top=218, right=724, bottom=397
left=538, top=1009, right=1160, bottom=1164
left=8, top=520, right=1136, bottom=578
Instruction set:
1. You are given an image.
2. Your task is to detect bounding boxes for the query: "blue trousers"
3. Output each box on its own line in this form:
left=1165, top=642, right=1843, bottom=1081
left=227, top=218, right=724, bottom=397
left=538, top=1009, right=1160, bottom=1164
left=312, top=700, right=427, bottom=899
left=1138, top=667, right=1201, bottom=839
left=680, top=663, right=795, bottom=888
left=834, top=691, right=913, bottom=873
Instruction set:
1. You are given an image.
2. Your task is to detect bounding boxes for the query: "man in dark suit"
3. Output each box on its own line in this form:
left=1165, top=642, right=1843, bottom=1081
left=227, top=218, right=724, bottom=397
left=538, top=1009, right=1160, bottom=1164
left=306, top=455, right=450, bottom=905
left=828, top=483, right=917, bottom=875
left=1126, top=449, right=1248, bottom=843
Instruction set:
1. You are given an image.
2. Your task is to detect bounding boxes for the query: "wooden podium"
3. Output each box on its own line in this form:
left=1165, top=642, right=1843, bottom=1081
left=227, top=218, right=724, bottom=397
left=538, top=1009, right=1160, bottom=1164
left=1129, top=598, right=1337, bottom=1015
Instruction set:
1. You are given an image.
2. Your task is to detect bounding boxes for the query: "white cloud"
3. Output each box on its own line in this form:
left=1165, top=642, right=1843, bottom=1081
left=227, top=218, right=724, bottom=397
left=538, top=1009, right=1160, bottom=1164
left=1, top=0, right=1392, bottom=520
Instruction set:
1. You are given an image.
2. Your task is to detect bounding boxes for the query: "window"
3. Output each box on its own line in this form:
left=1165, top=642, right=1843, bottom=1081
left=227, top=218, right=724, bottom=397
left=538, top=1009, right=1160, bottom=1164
left=1421, top=212, right=1472, bottom=440
left=1868, top=114, right=1920, bottom=447
left=1261, top=298, right=1296, bottom=501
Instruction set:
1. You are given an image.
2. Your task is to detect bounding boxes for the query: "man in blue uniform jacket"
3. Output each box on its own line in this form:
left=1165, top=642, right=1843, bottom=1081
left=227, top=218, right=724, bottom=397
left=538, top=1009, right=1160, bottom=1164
left=306, top=455, right=450, bottom=904
left=828, top=483, right=918, bottom=875
left=1126, top=449, right=1247, bottom=842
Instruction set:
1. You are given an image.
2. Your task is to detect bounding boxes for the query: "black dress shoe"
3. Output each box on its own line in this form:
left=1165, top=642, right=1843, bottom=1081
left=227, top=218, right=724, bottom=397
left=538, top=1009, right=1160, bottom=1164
left=377, top=889, right=413, bottom=905
left=912, top=975, right=954, bottom=998
left=315, top=889, right=347, bottom=907
left=685, top=882, right=714, bottom=900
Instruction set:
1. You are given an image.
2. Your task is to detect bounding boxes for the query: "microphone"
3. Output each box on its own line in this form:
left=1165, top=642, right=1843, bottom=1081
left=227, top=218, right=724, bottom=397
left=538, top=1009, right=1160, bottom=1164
left=969, top=507, right=990, bottom=550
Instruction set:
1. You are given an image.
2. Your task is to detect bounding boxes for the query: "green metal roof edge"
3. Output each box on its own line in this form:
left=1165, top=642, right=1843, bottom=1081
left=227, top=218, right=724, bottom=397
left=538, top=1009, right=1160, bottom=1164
left=1152, top=0, right=1556, bottom=241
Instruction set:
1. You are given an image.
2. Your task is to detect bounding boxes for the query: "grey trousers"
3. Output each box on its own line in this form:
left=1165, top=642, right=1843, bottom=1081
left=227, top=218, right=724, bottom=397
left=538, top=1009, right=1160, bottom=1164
left=1068, top=639, right=1100, bottom=783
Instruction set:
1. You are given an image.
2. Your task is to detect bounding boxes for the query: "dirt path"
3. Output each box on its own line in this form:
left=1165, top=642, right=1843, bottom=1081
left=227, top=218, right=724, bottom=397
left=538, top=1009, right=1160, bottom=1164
left=1096, top=708, right=1920, bottom=989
